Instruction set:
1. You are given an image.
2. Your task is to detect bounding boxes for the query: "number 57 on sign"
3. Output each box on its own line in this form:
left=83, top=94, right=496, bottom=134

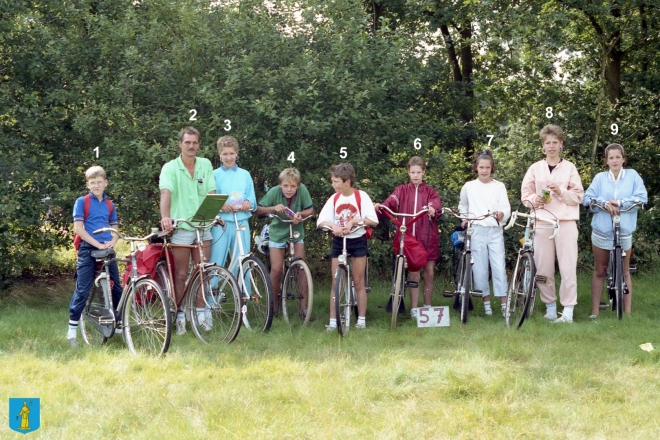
left=417, top=306, right=450, bottom=327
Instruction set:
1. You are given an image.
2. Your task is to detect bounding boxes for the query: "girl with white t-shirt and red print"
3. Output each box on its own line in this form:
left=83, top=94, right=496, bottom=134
left=317, top=163, right=378, bottom=330
left=458, top=151, right=511, bottom=317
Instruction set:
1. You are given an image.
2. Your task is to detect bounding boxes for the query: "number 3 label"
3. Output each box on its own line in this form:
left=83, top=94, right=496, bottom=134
left=417, top=306, right=450, bottom=327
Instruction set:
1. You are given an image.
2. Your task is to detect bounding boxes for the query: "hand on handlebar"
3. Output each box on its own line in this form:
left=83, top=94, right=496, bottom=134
left=160, top=217, right=174, bottom=233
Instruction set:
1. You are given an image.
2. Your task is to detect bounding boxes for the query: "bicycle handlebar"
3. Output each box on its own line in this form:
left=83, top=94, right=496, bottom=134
left=93, top=227, right=157, bottom=242
left=317, top=221, right=366, bottom=235
left=263, top=213, right=316, bottom=223
left=504, top=211, right=560, bottom=240
left=589, top=199, right=644, bottom=214
left=173, top=216, right=225, bottom=231
left=378, top=205, right=429, bottom=218
left=443, top=207, right=497, bottom=223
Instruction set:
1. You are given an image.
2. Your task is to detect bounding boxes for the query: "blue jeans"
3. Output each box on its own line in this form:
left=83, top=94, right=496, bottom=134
left=69, top=242, right=123, bottom=322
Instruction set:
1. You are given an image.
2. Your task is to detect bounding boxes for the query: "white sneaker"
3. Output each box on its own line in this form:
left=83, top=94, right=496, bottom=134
left=355, top=322, right=366, bottom=329
left=410, top=308, right=418, bottom=319
left=544, top=313, right=558, bottom=320
left=176, top=316, right=186, bottom=335
left=199, top=314, right=213, bottom=332
left=485, top=309, right=493, bottom=316
left=553, top=314, right=573, bottom=324
left=325, top=325, right=337, bottom=332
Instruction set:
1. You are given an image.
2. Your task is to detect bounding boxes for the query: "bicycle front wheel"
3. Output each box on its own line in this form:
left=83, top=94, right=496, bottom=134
left=614, top=247, right=624, bottom=320
left=80, top=277, right=111, bottom=345
left=187, top=265, right=242, bottom=343
left=391, top=256, right=405, bottom=329
left=506, top=252, right=535, bottom=329
left=282, top=259, right=314, bottom=326
left=334, top=266, right=350, bottom=336
left=123, top=279, right=171, bottom=356
left=241, top=256, right=274, bottom=332
left=460, top=255, right=471, bottom=324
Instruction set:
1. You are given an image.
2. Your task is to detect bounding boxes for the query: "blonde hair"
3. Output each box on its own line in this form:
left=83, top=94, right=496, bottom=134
left=85, top=166, right=106, bottom=181
left=539, top=124, right=564, bottom=143
left=216, top=135, right=239, bottom=153
left=407, top=156, right=426, bottom=171
left=279, top=168, right=301, bottom=184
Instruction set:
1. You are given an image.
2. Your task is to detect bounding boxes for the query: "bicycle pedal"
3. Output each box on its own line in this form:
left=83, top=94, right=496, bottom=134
left=471, top=291, right=483, bottom=298
left=405, top=281, right=419, bottom=288
left=442, top=290, right=455, bottom=298
left=599, top=302, right=608, bottom=310
left=629, top=264, right=637, bottom=274
left=366, top=285, right=372, bottom=293
left=535, top=275, right=549, bottom=284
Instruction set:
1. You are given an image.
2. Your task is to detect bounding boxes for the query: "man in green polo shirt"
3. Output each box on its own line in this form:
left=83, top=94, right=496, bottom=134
left=159, top=126, right=216, bottom=335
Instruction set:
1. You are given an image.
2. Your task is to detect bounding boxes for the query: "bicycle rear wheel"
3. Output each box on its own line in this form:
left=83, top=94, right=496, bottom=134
left=390, top=256, right=405, bottom=329
left=282, top=259, right=314, bottom=326
left=241, top=256, right=274, bottom=332
left=333, top=266, right=350, bottom=336
left=614, top=247, right=624, bottom=320
left=506, top=252, right=535, bottom=329
left=155, top=260, right=177, bottom=324
left=80, top=277, right=111, bottom=345
left=460, top=254, right=471, bottom=324
left=123, top=279, right=171, bottom=356
left=188, top=265, right=242, bottom=343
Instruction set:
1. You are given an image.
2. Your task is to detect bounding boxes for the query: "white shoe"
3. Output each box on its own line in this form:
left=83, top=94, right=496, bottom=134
left=553, top=314, right=573, bottom=324
left=410, top=308, right=418, bottom=319
left=544, top=313, right=558, bottom=320
left=199, top=314, right=213, bottom=332
left=355, top=322, right=366, bottom=329
left=325, top=325, right=337, bottom=332
left=485, top=309, right=493, bottom=316
left=176, top=317, right=186, bottom=335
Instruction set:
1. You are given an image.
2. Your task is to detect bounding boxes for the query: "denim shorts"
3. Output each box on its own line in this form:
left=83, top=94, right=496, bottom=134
left=591, top=232, right=632, bottom=251
left=171, top=228, right=212, bottom=245
left=269, top=240, right=303, bottom=249
left=331, top=235, right=368, bottom=258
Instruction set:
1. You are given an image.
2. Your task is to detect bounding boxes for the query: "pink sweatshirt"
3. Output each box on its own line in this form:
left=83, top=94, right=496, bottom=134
left=521, top=159, right=584, bottom=221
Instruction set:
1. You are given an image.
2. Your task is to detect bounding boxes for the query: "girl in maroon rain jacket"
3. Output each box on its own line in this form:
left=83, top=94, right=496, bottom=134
left=375, top=156, right=442, bottom=318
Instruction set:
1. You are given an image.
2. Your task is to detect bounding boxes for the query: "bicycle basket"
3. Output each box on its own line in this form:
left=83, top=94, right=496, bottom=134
left=255, top=224, right=270, bottom=255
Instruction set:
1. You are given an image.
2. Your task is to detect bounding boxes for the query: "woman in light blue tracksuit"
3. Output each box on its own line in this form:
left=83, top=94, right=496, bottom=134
left=583, top=143, right=647, bottom=317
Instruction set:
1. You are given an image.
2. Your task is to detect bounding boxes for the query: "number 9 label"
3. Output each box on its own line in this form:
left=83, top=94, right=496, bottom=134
left=417, top=306, right=450, bottom=327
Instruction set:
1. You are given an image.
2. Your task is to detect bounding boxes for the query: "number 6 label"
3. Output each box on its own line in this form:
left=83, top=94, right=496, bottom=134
left=417, top=306, right=450, bottom=327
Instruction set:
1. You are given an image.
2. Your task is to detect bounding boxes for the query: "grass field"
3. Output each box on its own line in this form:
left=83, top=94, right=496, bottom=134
left=1, top=270, right=659, bottom=439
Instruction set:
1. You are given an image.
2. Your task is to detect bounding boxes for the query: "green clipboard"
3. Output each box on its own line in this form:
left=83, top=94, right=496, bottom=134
left=191, top=194, right=228, bottom=222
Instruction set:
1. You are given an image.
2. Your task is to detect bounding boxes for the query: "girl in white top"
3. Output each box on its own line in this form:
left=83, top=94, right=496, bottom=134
left=458, top=151, right=511, bottom=317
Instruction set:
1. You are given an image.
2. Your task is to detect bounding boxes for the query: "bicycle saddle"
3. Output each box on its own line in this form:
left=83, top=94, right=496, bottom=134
left=91, top=248, right=116, bottom=259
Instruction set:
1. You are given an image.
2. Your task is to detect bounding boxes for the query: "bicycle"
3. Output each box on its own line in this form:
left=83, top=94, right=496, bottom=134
left=588, top=199, right=644, bottom=319
left=318, top=222, right=366, bottom=336
left=262, top=213, right=315, bottom=326
left=154, top=218, right=242, bottom=344
left=378, top=205, right=429, bottom=328
left=224, top=210, right=274, bottom=332
left=442, top=208, right=498, bottom=324
left=80, top=228, right=171, bottom=356
left=503, top=207, right=559, bottom=328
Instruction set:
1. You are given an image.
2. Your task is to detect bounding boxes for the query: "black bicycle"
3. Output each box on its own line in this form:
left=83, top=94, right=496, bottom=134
left=589, top=199, right=644, bottom=319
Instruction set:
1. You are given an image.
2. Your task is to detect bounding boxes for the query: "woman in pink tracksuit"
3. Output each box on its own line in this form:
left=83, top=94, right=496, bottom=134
left=375, top=156, right=442, bottom=317
left=521, top=125, right=584, bottom=323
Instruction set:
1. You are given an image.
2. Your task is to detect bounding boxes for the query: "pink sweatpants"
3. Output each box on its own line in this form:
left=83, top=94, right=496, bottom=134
left=533, top=220, right=578, bottom=306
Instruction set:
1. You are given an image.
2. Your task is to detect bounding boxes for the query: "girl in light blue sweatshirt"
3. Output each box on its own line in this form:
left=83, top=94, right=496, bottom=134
left=583, top=143, right=647, bottom=317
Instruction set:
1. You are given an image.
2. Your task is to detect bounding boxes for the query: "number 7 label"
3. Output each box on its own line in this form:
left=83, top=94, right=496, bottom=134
left=417, top=306, right=450, bottom=327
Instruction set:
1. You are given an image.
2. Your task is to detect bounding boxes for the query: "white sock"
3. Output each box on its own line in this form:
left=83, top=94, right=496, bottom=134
left=357, top=316, right=366, bottom=326
left=67, top=328, right=77, bottom=339
left=546, top=302, right=557, bottom=316
left=177, top=311, right=185, bottom=321
left=196, top=308, right=206, bottom=321
left=483, top=301, right=492, bottom=313
left=562, top=305, right=574, bottom=320
left=328, top=318, right=337, bottom=328
left=423, top=304, right=431, bottom=308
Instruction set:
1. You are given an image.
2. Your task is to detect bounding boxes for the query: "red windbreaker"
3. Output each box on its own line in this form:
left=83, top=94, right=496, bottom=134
left=380, top=182, right=442, bottom=260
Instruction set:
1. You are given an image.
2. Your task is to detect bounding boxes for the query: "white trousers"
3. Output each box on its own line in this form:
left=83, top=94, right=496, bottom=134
left=470, top=225, right=507, bottom=298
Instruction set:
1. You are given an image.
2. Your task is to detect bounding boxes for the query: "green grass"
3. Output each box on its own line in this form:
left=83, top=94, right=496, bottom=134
left=1, top=271, right=659, bottom=439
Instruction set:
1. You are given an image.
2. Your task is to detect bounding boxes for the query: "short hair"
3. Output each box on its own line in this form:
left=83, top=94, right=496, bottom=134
left=279, top=167, right=301, bottom=184
left=472, top=150, right=496, bottom=174
left=329, top=162, right=355, bottom=186
left=539, top=124, right=564, bottom=143
left=605, top=143, right=625, bottom=160
left=407, top=156, right=426, bottom=171
left=216, top=135, right=239, bottom=153
left=85, top=166, right=106, bottom=181
left=178, top=126, right=200, bottom=143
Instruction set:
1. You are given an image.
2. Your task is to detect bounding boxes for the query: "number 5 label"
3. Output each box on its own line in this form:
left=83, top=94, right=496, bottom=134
left=417, top=306, right=450, bottom=327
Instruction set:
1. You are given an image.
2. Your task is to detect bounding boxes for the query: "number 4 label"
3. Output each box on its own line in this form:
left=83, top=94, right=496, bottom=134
left=417, top=306, right=450, bottom=327
left=287, top=152, right=295, bottom=163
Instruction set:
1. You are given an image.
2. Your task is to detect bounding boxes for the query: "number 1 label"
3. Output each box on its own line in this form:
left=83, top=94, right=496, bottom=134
left=417, top=306, right=450, bottom=327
